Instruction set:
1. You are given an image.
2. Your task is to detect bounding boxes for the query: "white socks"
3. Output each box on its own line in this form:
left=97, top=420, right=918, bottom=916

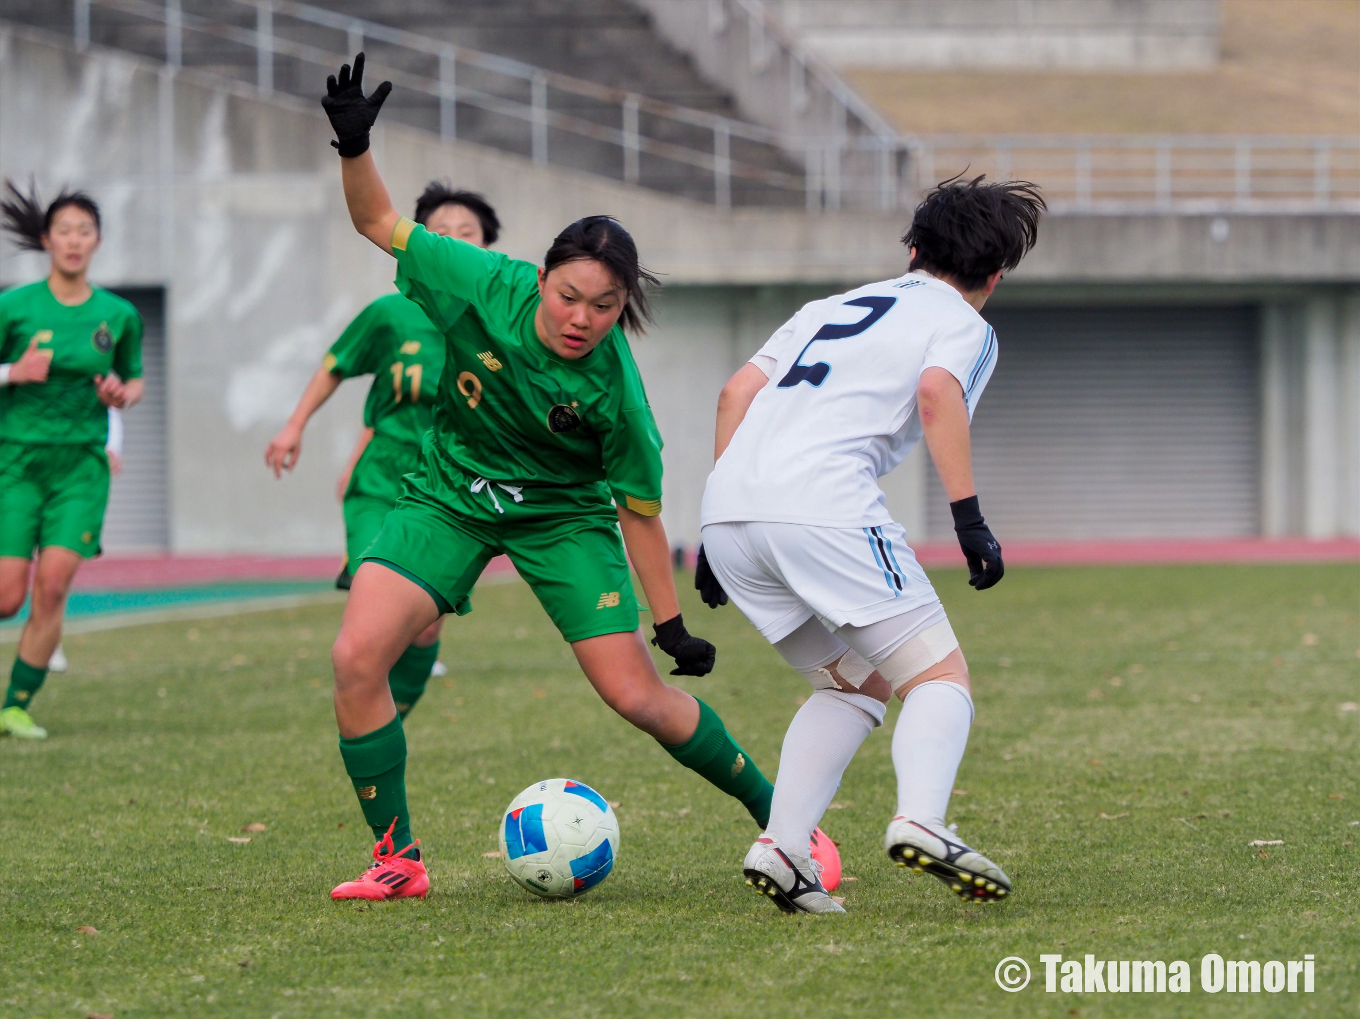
left=892, top=680, right=974, bottom=829
left=763, top=679, right=974, bottom=855
left=766, top=690, right=885, bottom=857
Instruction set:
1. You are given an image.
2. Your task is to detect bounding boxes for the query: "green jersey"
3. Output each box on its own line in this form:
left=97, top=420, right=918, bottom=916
left=324, top=293, right=447, bottom=448
left=0, top=280, right=142, bottom=445
left=392, top=218, right=664, bottom=515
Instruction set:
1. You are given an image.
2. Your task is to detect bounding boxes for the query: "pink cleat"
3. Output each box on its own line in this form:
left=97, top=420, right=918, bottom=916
left=331, top=819, right=429, bottom=901
left=809, top=826, right=841, bottom=891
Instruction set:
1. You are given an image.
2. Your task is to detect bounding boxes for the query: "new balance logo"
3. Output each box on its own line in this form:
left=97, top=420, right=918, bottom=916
left=356, top=785, right=377, bottom=800
left=477, top=351, right=503, bottom=371
left=731, top=753, right=745, bottom=777
left=596, top=592, right=620, bottom=609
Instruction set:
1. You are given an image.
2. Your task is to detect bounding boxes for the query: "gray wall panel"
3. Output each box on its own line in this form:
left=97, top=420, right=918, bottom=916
left=928, top=305, right=1260, bottom=540
left=103, top=287, right=169, bottom=550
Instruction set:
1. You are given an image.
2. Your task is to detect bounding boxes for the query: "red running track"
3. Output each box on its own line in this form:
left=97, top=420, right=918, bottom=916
left=70, top=539, right=1358, bottom=591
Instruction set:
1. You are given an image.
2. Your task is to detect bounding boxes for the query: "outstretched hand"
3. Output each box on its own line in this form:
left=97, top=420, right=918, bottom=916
left=322, top=52, right=392, bottom=157
left=265, top=423, right=304, bottom=478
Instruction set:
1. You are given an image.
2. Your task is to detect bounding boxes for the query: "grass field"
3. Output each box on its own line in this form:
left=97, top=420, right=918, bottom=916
left=0, top=563, right=1356, bottom=1018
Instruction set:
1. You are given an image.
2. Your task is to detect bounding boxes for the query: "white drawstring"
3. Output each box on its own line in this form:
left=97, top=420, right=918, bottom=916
left=470, top=478, right=525, bottom=514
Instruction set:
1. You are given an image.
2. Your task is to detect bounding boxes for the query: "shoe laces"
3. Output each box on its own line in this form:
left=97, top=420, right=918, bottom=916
left=367, top=818, right=420, bottom=871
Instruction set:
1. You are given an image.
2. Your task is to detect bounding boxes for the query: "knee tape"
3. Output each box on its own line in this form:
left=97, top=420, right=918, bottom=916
left=807, top=648, right=875, bottom=692
left=875, top=619, right=960, bottom=694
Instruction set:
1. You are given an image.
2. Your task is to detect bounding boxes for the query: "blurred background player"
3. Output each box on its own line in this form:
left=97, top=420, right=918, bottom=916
left=0, top=181, right=143, bottom=739
left=320, top=55, right=778, bottom=901
left=45, top=405, right=121, bottom=677
left=698, top=176, right=1044, bottom=913
left=265, top=183, right=501, bottom=718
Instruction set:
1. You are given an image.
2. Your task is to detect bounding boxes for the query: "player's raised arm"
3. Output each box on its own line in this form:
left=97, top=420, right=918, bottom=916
left=322, top=54, right=400, bottom=253
left=265, top=361, right=343, bottom=477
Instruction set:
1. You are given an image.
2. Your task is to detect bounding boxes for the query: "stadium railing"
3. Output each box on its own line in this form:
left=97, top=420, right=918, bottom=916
left=59, top=0, right=1360, bottom=214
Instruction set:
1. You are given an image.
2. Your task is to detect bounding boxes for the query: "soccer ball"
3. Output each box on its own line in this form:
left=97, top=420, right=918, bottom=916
left=499, top=778, right=620, bottom=899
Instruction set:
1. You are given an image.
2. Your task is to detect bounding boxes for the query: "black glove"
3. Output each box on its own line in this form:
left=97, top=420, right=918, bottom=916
left=693, top=544, right=728, bottom=609
left=322, top=52, right=392, bottom=157
left=950, top=495, right=1004, bottom=590
left=651, top=614, right=716, bottom=677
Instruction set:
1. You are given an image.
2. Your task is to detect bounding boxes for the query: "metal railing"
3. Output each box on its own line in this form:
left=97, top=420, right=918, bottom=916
left=897, top=134, right=1360, bottom=212
left=60, top=0, right=1360, bottom=213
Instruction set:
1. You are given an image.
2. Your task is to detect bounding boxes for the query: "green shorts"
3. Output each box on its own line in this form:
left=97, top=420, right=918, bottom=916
left=360, top=446, right=638, bottom=642
left=0, top=441, right=110, bottom=559
left=342, top=433, right=421, bottom=567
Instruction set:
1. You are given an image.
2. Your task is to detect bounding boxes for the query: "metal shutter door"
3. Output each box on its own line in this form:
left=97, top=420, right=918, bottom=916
left=102, top=287, right=170, bottom=551
left=927, top=305, right=1260, bottom=540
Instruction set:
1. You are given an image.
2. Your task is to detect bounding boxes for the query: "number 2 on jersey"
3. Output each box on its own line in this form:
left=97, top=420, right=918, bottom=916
left=777, top=296, right=897, bottom=388
left=389, top=361, right=422, bottom=404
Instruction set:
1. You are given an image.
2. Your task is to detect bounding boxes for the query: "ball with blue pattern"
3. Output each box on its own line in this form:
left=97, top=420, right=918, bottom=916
left=499, top=778, right=620, bottom=899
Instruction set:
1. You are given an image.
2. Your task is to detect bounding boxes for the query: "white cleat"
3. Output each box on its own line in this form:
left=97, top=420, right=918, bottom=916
left=885, top=816, right=1012, bottom=902
left=743, top=836, right=844, bottom=914
left=48, top=645, right=68, bottom=673
left=429, top=660, right=448, bottom=678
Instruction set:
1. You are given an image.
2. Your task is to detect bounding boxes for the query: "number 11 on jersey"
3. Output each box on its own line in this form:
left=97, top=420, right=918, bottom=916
left=390, top=361, right=422, bottom=403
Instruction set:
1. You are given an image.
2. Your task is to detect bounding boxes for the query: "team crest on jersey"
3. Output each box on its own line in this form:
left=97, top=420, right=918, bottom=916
left=547, top=403, right=580, bottom=433
left=91, top=322, right=113, bottom=353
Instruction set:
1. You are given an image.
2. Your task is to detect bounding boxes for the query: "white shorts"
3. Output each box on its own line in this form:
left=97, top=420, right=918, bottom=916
left=701, top=519, right=942, bottom=643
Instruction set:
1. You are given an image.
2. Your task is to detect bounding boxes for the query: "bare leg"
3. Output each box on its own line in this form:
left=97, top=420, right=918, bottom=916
left=0, top=557, right=31, bottom=620
left=17, top=547, right=82, bottom=666
left=332, top=562, right=440, bottom=738
left=412, top=615, right=444, bottom=649
left=571, top=629, right=700, bottom=745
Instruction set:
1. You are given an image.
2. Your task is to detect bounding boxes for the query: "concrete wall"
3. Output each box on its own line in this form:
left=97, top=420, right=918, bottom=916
left=764, top=0, right=1221, bottom=71
left=0, top=28, right=872, bottom=555
left=1260, top=292, right=1360, bottom=539
left=2, top=26, right=1355, bottom=555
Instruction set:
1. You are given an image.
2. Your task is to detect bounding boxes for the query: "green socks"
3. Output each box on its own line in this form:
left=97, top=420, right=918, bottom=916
left=4, top=657, right=47, bottom=711
left=389, top=641, right=439, bottom=719
left=338, top=714, right=413, bottom=850
left=660, top=698, right=773, bottom=828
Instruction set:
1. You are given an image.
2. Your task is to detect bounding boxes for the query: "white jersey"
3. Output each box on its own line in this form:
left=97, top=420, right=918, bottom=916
left=701, top=272, right=997, bottom=529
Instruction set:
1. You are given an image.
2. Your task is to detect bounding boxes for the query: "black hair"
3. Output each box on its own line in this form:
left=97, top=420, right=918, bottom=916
left=413, top=182, right=500, bottom=245
left=542, top=215, right=658, bottom=335
left=902, top=174, right=1045, bottom=291
left=1, top=178, right=102, bottom=252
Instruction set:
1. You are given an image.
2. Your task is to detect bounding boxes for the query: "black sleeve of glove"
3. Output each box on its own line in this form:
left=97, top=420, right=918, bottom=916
left=321, top=52, right=393, bottom=157
left=950, top=495, right=1004, bottom=590
left=693, top=544, right=728, bottom=609
left=651, top=613, right=716, bottom=677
